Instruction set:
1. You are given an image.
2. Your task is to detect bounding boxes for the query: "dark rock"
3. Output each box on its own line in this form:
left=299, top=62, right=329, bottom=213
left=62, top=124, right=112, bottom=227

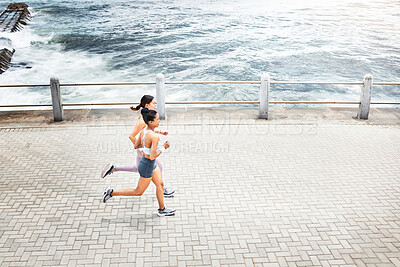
left=0, top=3, right=31, bottom=32
left=0, top=37, right=15, bottom=73
left=0, top=3, right=31, bottom=74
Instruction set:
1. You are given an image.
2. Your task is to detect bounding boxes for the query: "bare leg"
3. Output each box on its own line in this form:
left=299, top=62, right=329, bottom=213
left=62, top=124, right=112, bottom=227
left=108, top=151, right=173, bottom=197
left=111, top=176, right=151, bottom=197
left=151, top=167, right=164, bottom=210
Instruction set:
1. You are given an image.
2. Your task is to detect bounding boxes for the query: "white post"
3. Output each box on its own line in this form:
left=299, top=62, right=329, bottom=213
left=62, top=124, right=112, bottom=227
left=259, top=73, right=270, bottom=119
left=156, top=73, right=166, bottom=120
left=50, top=77, right=63, bottom=122
left=357, top=74, right=373, bottom=120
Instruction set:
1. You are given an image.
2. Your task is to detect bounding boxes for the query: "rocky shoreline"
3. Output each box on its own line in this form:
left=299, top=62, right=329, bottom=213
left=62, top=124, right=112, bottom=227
left=0, top=3, right=30, bottom=74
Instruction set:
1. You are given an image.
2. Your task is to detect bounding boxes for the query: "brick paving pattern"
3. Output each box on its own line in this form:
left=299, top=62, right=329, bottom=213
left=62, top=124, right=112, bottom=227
left=0, top=114, right=399, bottom=266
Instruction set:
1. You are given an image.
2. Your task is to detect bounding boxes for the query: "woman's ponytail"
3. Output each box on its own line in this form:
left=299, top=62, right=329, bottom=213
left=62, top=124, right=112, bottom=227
left=130, top=105, right=141, bottom=111
left=130, top=95, right=154, bottom=112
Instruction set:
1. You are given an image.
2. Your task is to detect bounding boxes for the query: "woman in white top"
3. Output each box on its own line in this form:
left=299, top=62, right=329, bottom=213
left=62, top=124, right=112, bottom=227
left=100, top=95, right=174, bottom=197
left=102, top=108, right=175, bottom=216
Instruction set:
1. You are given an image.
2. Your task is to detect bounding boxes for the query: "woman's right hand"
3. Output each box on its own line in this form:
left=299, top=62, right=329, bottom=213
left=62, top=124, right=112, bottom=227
left=163, top=141, right=170, bottom=149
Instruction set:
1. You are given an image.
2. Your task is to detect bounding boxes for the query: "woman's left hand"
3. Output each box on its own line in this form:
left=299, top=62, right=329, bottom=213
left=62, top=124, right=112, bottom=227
left=159, top=131, right=168, bottom=136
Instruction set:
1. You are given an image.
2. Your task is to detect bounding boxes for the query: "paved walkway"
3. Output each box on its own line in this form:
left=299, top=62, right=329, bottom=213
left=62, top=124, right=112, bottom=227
left=0, top=107, right=399, bottom=266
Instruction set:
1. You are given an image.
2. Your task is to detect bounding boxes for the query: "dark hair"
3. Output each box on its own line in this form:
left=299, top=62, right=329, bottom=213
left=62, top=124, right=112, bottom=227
left=131, top=95, right=154, bottom=111
left=141, top=108, right=157, bottom=124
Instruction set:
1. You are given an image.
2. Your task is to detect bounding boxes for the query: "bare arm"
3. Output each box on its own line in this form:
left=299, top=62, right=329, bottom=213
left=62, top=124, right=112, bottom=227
left=134, top=131, right=143, bottom=149
left=129, top=118, right=146, bottom=145
left=149, top=134, right=170, bottom=160
left=155, top=130, right=168, bottom=136
left=150, top=135, right=162, bottom=161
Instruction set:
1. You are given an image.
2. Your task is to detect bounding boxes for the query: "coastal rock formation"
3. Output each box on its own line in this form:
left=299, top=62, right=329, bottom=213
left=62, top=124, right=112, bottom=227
left=0, top=3, right=30, bottom=74
left=0, top=3, right=30, bottom=32
left=0, top=37, right=15, bottom=73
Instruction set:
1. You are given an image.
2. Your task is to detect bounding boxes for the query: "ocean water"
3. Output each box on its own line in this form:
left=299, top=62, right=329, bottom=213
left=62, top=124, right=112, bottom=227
left=0, top=0, right=399, bottom=106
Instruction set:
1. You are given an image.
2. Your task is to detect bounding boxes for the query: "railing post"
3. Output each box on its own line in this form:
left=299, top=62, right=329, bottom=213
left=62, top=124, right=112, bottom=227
left=259, top=73, right=270, bottom=119
left=50, top=77, right=63, bottom=122
left=357, top=74, right=373, bottom=120
left=156, top=73, right=166, bottom=120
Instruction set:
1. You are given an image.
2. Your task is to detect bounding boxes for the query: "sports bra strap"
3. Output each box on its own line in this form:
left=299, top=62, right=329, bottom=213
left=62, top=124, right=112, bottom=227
left=141, top=129, right=153, bottom=146
left=142, top=129, right=161, bottom=154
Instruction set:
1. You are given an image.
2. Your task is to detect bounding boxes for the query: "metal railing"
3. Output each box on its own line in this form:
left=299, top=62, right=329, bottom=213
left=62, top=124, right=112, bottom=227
left=0, top=73, right=399, bottom=121
left=2, top=81, right=399, bottom=88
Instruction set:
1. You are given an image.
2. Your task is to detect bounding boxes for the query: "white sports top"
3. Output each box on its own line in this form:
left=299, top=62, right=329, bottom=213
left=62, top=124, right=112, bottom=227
left=141, top=129, right=162, bottom=155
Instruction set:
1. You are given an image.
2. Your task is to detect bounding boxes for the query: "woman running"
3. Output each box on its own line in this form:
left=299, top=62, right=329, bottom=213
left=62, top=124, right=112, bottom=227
left=102, top=108, right=176, bottom=217
left=101, top=95, right=174, bottom=197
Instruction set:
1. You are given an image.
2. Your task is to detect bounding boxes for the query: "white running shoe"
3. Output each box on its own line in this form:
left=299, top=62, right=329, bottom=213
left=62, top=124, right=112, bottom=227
left=157, top=207, right=176, bottom=217
left=101, top=163, right=115, bottom=178
left=102, top=187, right=114, bottom=203
left=163, top=188, right=175, bottom=197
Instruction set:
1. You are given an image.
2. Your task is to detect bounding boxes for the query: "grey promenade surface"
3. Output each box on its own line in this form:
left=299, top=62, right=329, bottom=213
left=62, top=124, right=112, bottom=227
left=0, top=107, right=399, bottom=266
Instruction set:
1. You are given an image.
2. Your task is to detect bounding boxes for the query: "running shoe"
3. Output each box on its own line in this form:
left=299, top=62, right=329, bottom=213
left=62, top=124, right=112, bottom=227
left=157, top=207, right=176, bottom=217
left=163, top=188, right=175, bottom=197
left=101, top=163, right=115, bottom=178
left=102, top=187, right=114, bottom=203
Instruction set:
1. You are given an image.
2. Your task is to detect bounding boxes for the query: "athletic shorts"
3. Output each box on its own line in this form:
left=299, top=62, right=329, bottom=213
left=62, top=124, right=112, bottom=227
left=138, top=156, right=157, bottom=178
